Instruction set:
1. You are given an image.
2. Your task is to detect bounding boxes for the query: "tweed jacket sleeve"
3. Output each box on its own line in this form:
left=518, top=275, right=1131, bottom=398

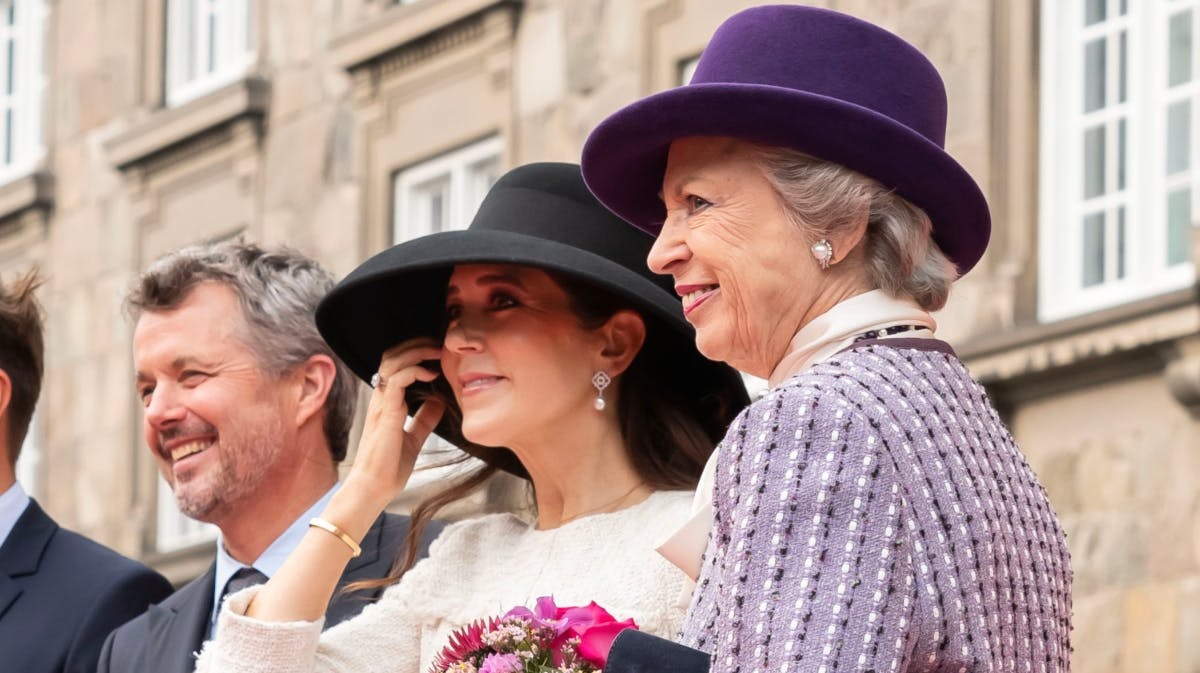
left=682, top=378, right=919, bottom=673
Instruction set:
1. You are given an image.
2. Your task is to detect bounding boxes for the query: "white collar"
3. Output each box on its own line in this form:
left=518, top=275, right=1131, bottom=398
left=658, top=290, right=936, bottom=581
left=767, top=289, right=936, bottom=387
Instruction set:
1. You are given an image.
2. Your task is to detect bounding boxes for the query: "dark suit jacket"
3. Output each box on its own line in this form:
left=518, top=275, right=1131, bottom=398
left=604, top=630, right=711, bottom=673
left=97, top=511, right=439, bottom=673
left=0, top=499, right=174, bottom=673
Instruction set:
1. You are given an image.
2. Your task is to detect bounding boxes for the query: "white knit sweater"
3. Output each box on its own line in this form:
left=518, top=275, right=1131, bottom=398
left=195, top=490, right=694, bottom=673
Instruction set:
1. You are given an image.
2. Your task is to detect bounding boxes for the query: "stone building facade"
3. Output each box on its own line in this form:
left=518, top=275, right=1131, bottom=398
left=0, top=1, right=1196, bottom=672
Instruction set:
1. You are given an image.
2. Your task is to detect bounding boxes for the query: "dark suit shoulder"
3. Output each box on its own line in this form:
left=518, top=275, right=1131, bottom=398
left=98, top=564, right=214, bottom=673
left=2, top=503, right=173, bottom=673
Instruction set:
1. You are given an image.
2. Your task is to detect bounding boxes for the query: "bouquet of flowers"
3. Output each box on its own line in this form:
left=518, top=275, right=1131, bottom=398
left=430, top=596, right=638, bottom=673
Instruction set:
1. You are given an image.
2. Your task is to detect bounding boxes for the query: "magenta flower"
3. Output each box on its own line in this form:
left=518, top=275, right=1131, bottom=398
left=431, top=616, right=501, bottom=671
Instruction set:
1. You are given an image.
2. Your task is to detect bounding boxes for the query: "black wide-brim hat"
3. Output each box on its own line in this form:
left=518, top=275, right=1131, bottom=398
left=316, top=162, right=748, bottom=477
left=581, top=4, right=991, bottom=275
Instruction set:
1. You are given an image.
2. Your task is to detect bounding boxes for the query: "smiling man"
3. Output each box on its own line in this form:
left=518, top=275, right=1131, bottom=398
left=98, top=242, right=439, bottom=673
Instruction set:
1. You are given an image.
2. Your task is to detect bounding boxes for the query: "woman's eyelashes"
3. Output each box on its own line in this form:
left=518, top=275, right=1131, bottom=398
left=444, top=291, right=520, bottom=321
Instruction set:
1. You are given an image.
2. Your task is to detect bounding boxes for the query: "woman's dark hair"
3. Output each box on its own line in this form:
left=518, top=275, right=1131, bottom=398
left=347, top=269, right=746, bottom=593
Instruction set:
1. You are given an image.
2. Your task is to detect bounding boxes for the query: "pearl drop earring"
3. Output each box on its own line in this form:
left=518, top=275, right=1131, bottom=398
left=592, top=371, right=611, bottom=411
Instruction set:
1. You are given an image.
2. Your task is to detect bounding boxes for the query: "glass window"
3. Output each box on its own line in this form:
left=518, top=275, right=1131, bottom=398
left=679, top=55, right=700, bottom=86
left=0, top=0, right=43, bottom=184
left=165, top=0, right=254, bottom=107
left=14, top=411, right=39, bottom=498
left=156, top=478, right=217, bottom=551
left=1039, top=0, right=1198, bottom=320
left=392, top=136, right=503, bottom=242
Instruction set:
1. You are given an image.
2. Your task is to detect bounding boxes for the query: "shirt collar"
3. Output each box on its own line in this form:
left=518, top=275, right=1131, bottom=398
left=767, top=289, right=936, bottom=388
left=0, top=481, right=30, bottom=550
left=211, top=483, right=340, bottom=629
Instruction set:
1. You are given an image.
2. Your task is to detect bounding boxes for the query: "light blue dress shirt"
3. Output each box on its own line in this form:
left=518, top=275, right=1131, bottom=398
left=0, top=481, right=31, bottom=549
left=210, top=483, right=339, bottom=633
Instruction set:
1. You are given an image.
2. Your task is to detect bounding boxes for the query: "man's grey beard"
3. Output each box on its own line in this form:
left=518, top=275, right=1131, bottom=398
left=171, top=418, right=285, bottom=523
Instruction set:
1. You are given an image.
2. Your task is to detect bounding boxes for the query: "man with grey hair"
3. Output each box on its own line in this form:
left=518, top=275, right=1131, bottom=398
left=98, top=241, right=439, bottom=673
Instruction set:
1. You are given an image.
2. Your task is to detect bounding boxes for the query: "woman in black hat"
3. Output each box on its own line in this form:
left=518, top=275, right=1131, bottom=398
left=582, top=5, right=1071, bottom=673
left=194, top=162, right=748, bottom=673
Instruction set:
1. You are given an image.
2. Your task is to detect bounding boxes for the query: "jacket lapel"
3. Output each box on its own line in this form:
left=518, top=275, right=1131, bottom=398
left=0, top=501, right=55, bottom=620
left=145, top=565, right=215, bottom=673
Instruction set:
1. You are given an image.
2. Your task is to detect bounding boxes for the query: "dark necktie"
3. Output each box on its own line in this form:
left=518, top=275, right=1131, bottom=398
left=223, top=566, right=268, bottom=598
left=210, top=567, right=268, bottom=637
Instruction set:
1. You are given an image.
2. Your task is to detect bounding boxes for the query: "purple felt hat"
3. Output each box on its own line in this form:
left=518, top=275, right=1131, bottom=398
left=581, top=4, right=991, bottom=275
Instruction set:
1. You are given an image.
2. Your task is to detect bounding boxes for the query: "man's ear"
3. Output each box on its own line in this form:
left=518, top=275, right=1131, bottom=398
left=293, top=354, right=337, bottom=429
left=0, top=369, right=13, bottom=468
left=0, top=369, right=12, bottom=422
left=596, top=310, right=647, bottom=378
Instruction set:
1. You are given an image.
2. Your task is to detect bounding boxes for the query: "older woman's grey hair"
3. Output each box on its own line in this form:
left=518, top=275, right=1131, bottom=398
left=753, top=145, right=959, bottom=312
left=125, top=241, right=357, bottom=461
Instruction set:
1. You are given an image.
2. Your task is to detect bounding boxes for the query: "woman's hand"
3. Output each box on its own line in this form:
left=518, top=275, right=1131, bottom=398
left=346, top=338, right=447, bottom=512
left=241, top=340, right=447, bottom=625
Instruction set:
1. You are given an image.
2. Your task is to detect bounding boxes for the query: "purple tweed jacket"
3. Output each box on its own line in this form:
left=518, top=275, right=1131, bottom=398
left=682, top=339, right=1072, bottom=673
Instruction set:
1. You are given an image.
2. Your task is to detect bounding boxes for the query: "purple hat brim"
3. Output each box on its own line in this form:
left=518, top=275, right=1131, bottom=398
left=582, top=82, right=991, bottom=275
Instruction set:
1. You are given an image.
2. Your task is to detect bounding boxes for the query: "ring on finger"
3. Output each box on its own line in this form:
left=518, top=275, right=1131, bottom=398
left=370, top=372, right=386, bottom=390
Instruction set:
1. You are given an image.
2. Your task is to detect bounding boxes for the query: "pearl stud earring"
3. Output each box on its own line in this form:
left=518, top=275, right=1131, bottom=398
left=811, top=239, right=834, bottom=269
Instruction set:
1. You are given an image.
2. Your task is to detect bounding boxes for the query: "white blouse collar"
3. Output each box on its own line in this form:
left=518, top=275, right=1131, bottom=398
left=767, top=289, right=936, bottom=388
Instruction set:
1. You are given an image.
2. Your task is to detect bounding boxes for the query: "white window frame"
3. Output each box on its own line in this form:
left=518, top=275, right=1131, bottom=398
left=390, top=136, right=504, bottom=488
left=392, top=136, right=504, bottom=243
left=679, top=54, right=700, bottom=86
left=14, top=410, right=39, bottom=498
left=156, top=477, right=217, bottom=551
left=0, top=0, right=44, bottom=185
left=165, top=0, right=254, bottom=107
left=1039, top=0, right=1198, bottom=321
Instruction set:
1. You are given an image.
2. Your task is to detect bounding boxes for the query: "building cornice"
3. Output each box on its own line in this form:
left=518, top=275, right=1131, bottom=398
left=961, top=286, right=1200, bottom=381
left=0, top=171, right=53, bottom=223
left=105, top=77, right=270, bottom=171
left=330, top=0, right=520, bottom=73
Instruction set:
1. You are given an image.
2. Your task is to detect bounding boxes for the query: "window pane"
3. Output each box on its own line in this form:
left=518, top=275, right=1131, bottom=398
left=467, top=157, right=501, bottom=216
left=5, top=35, right=13, bottom=95
left=1169, top=11, right=1193, bottom=87
left=1085, top=0, right=1106, bottom=25
left=1084, top=38, right=1107, bottom=112
left=1167, top=100, right=1191, bottom=174
left=5, top=108, right=13, bottom=165
left=207, top=9, right=217, bottom=74
left=1167, top=188, right=1192, bottom=266
left=1083, top=212, right=1106, bottom=286
left=1117, top=118, right=1126, bottom=190
left=1116, top=207, right=1127, bottom=279
left=1118, top=30, right=1127, bottom=103
left=411, top=176, right=450, bottom=236
left=1084, top=126, right=1107, bottom=198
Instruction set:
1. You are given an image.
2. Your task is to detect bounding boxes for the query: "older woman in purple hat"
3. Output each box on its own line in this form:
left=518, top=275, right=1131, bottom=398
left=582, top=5, right=1072, bottom=673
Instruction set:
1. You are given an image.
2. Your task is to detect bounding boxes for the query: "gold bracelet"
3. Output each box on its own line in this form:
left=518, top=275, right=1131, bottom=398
left=309, top=517, right=362, bottom=558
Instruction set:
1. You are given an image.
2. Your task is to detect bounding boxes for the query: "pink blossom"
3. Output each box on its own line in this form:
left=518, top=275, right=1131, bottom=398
left=576, top=619, right=636, bottom=668
left=479, top=653, right=523, bottom=673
